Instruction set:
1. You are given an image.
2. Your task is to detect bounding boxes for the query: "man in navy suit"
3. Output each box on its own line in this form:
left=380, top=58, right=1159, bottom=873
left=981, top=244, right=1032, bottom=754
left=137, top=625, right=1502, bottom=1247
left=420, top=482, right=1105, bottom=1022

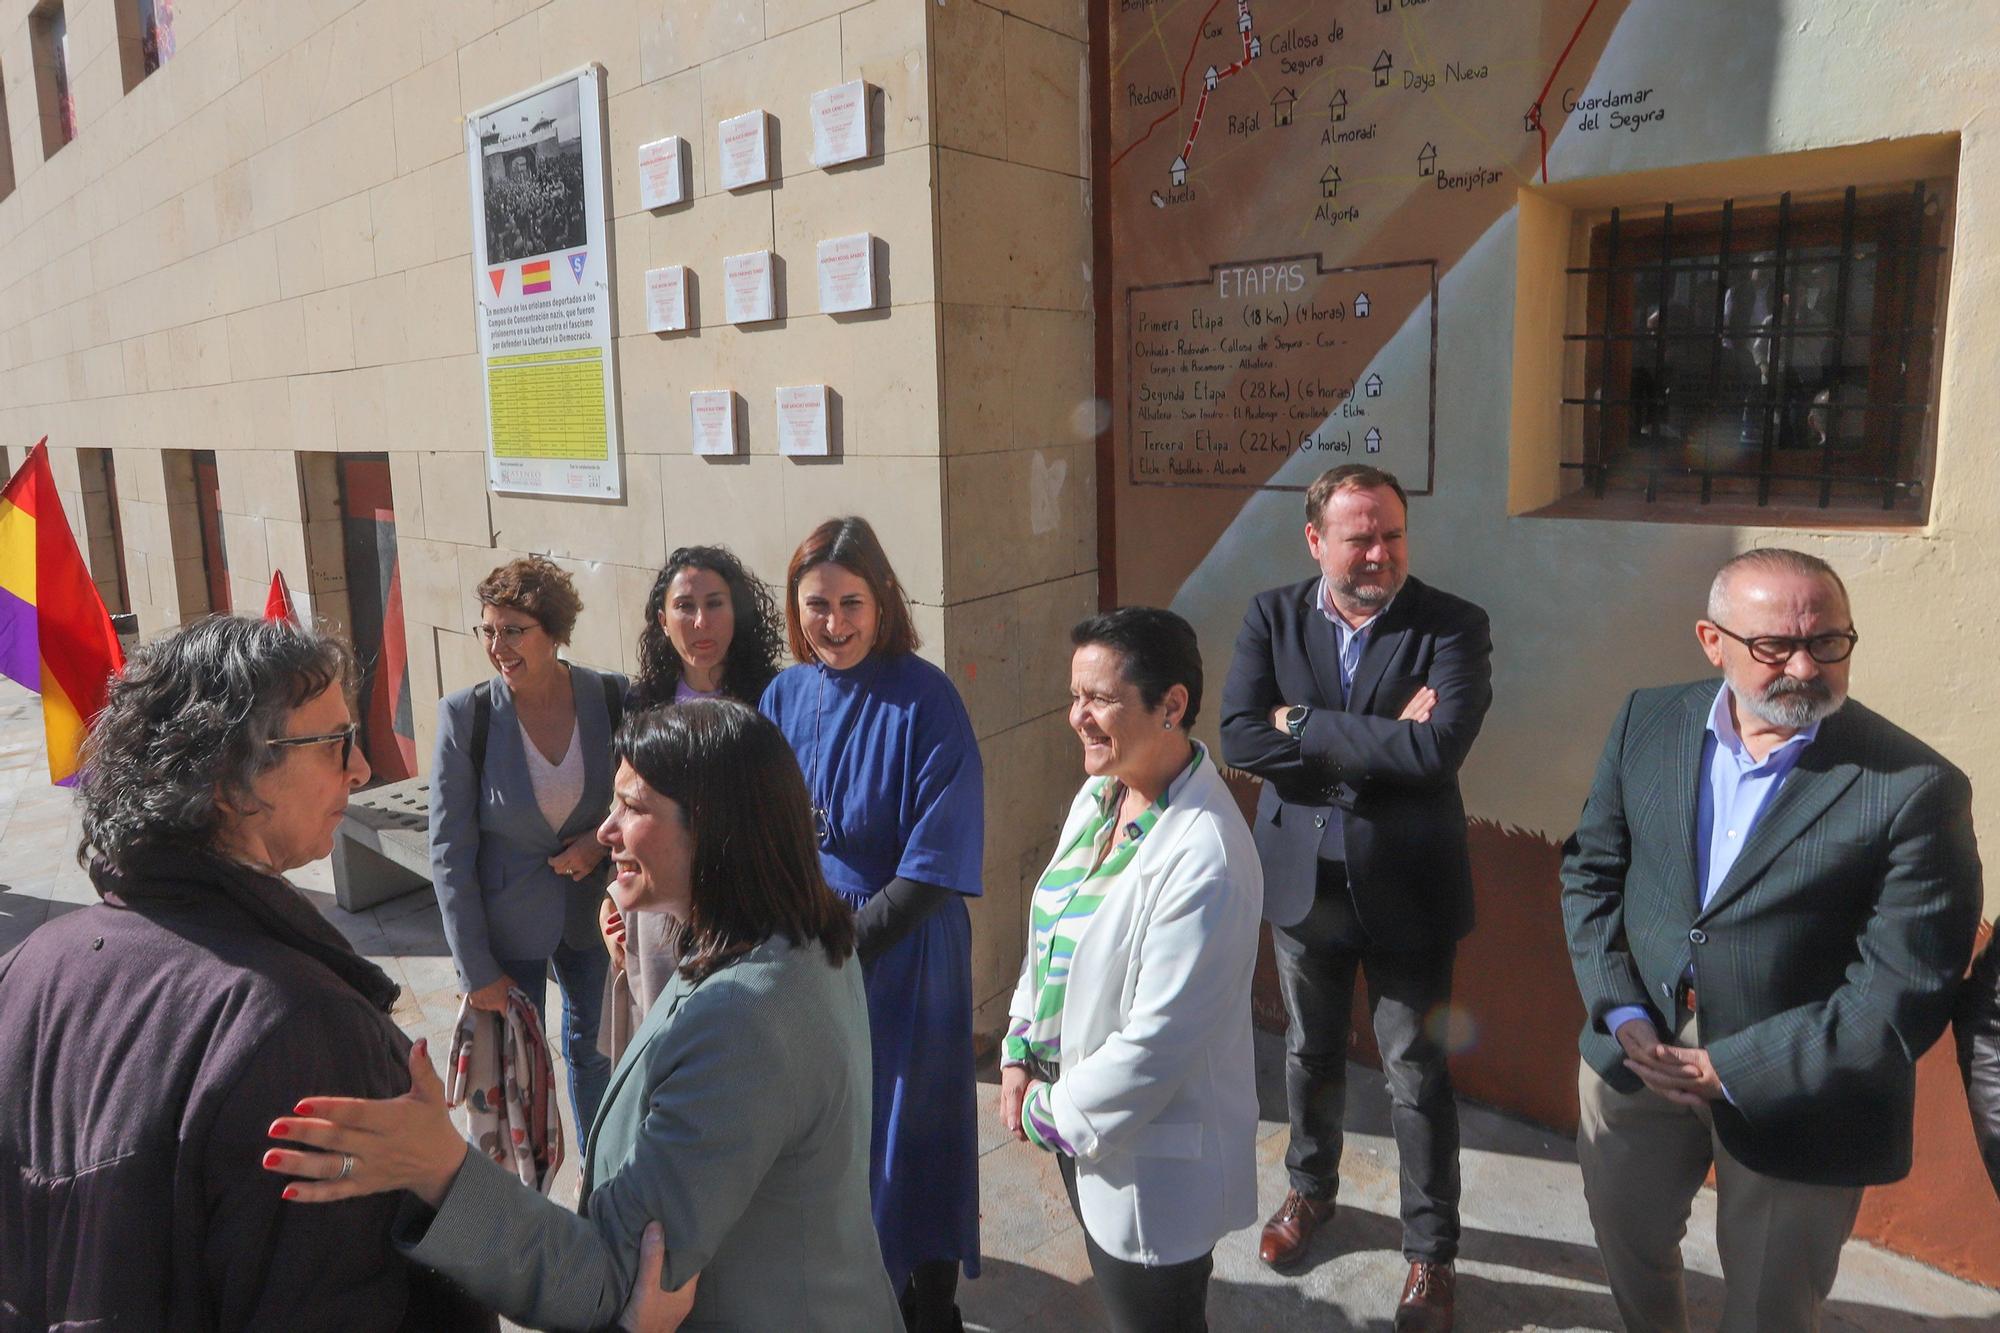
left=1221, top=464, right=1492, bottom=1331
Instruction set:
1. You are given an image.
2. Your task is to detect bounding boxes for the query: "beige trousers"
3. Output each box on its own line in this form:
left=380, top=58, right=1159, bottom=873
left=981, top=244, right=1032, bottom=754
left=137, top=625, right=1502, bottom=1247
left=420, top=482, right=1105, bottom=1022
left=1575, top=1051, right=1863, bottom=1333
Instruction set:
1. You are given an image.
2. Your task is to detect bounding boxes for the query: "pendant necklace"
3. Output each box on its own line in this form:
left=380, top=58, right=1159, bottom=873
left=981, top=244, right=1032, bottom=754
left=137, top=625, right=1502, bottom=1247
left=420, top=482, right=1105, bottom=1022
left=807, top=654, right=884, bottom=847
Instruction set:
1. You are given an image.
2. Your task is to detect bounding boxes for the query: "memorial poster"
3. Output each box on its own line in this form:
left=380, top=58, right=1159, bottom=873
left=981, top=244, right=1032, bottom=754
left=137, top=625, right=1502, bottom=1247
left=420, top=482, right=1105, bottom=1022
left=466, top=66, right=621, bottom=499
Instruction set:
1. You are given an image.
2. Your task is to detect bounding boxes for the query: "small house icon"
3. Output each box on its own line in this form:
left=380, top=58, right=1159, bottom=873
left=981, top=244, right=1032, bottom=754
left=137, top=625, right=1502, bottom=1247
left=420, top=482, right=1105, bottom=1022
left=1249, top=35, right=1261, bottom=58
left=1170, top=156, right=1188, bottom=187
left=1204, top=65, right=1219, bottom=91
left=1364, top=373, right=1383, bottom=397
left=1375, top=0, right=1391, bottom=12
left=1353, top=292, right=1372, bottom=318
left=1272, top=88, right=1296, bottom=125
left=1239, top=8, right=1252, bottom=32
left=1319, top=164, right=1341, bottom=198
left=1373, top=50, right=1393, bottom=87
left=1365, top=427, right=1383, bottom=453
left=1329, top=89, right=1348, bottom=123
left=1418, top=142, right=1437, bottom=176
left=1524, top=102, right=1542, bottom=133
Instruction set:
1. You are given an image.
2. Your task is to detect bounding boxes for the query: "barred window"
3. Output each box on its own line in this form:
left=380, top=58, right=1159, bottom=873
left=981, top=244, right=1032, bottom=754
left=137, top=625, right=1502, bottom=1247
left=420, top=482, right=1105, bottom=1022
left=1562, top=178, right=1951, bottom=520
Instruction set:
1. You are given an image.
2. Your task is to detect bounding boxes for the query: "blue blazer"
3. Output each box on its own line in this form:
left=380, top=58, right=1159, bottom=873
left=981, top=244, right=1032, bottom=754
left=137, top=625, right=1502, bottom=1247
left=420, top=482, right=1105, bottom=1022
left=1220, top=575, right=1493, bottom=941
left=428, top=665, right=626, bottom=991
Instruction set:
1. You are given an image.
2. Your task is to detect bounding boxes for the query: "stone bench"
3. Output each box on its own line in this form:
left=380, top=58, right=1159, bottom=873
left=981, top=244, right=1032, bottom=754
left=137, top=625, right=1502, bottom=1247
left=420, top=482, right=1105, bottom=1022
left=332, top=775, right=433, bottom=912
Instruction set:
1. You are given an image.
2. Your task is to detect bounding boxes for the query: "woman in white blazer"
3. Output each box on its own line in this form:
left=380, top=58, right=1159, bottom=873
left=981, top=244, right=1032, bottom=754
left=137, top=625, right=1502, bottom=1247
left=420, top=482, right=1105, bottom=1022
left=1000, top=607, right=1264, bottom=1332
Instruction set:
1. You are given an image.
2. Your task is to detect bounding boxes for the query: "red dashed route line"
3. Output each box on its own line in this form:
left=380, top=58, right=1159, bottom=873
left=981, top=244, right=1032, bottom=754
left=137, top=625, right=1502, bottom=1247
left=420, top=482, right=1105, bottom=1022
left=1108, top=0, right=1229, bottom=172
left=1179, top=52, right=1253, bottom=169
left=1527, top=0, right=1604, bottom=182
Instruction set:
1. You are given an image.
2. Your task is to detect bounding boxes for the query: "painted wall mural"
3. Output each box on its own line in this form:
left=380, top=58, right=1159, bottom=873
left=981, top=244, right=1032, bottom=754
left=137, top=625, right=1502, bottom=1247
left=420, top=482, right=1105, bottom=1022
left=1105, top=0, right=2000, bottom=1285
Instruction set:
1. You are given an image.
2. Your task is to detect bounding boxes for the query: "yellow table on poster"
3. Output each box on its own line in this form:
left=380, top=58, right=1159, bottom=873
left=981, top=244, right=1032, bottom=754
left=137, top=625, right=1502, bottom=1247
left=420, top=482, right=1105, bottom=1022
left=486, top=348, right=610, bottom=461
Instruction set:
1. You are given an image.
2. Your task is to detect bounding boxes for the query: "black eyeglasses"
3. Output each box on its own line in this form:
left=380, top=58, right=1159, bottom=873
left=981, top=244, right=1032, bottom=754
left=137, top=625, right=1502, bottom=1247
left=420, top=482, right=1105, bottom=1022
left=1707, top=624, right=1859, bottom=666
left=269, top=722, right=360, bottom=768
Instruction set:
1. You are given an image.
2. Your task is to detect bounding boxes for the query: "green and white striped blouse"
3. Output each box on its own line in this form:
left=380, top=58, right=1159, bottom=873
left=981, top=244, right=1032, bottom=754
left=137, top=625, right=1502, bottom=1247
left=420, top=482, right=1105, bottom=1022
left=1006, top=748, right=1206, bottom=1154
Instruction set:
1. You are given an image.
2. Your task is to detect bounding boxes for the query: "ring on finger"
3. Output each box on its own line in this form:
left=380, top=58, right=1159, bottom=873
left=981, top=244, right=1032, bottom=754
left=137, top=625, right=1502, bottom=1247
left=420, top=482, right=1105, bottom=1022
left=336, top=1152, right=356, bottom=1182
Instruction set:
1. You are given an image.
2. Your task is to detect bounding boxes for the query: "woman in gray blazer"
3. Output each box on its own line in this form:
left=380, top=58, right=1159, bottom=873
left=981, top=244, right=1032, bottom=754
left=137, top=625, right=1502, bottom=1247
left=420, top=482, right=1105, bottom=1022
left=269, top=701, right=902, bottom=1333
left=430, top=556, right=626, bottom=1145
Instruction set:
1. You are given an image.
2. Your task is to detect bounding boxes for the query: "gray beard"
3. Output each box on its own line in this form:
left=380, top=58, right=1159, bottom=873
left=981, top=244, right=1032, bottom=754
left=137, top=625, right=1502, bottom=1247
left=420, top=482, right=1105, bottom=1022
left=1332, top=571, right=1401, bottom=607
left=1742, top=676, right=1845, bottom=730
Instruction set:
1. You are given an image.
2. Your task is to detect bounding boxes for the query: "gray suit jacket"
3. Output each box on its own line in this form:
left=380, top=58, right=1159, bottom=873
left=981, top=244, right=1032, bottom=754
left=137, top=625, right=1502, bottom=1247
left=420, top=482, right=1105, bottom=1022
left=400, top=935, right=902, bottom=1332
left=1562, top=679, right=1982, bottom=1186
left=428, top=666, right=625, bottom=990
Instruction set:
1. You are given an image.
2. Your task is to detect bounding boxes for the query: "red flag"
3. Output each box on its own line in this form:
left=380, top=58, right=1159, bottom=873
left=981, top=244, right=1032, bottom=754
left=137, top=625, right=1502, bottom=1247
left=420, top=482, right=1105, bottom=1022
left=263, top=569, right=298, bottom=623
left=0, top=439, right=126, bottom=784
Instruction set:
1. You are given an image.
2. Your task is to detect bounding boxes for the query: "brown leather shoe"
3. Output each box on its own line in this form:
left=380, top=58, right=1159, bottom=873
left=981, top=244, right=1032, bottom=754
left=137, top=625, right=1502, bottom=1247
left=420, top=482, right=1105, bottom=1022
left=1393, top=1260, right=1455, bottom=1332
left=1258, top=1189, right=1335, bottom=1269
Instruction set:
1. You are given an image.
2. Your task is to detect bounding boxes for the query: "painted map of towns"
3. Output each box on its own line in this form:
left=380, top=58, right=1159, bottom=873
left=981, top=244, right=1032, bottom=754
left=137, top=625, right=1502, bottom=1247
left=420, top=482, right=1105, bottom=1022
left=1109, top=0, right=1637, bottom=519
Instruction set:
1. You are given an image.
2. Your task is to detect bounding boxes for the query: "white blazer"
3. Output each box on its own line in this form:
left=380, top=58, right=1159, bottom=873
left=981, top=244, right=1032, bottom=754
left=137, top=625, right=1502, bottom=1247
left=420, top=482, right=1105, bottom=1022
left=1009, top=746, right=1265, bottom=1266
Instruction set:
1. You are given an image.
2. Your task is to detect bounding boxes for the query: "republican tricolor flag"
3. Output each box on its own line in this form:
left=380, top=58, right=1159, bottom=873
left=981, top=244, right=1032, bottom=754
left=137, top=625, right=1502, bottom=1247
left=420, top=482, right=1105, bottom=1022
left=522, top=259, right=553, bottom=294
left=0, top=440, right=125, bottom=784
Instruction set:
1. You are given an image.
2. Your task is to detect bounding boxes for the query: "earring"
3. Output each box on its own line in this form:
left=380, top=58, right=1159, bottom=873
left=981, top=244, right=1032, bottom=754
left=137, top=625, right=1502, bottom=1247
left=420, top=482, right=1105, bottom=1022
left=1162, top=719, right=1175, bottom=730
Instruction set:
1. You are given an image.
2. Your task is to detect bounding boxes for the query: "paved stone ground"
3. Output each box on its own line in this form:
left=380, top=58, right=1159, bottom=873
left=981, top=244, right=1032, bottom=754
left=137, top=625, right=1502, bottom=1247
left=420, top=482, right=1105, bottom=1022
left=2, top=678, right=1996, bottom=1330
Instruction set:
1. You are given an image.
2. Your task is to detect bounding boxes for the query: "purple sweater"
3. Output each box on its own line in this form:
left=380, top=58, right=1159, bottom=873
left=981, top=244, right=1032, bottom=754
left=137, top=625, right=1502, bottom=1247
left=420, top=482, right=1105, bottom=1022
left=0, top=847, right=491, bottom=1331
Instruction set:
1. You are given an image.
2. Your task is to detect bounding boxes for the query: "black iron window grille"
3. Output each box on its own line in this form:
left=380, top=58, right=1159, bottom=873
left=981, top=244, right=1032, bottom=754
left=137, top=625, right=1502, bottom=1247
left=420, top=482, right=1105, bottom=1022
left=1562, top=178, right=1951, bottom=516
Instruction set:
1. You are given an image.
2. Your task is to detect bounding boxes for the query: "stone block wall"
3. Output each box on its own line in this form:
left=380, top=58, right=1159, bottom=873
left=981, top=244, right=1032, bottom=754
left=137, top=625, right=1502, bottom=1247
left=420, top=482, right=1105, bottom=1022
left=0, top=0, right=1096, bottom=1034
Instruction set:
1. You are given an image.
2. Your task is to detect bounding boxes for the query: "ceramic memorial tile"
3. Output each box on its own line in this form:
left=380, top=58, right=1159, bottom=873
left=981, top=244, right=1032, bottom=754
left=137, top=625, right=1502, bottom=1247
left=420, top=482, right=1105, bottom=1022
left=689, top=389, right=739, bottom=455
left=645, top=265, right=689, bottom=332
left=717, top=110, right=772, bottom=190
left=810, top=80, right=872, bottom=167
left=776, top=384, right=831, bottom=456
left=816, top=233, right=876, bottom=313
left=637, top=135, right=689, bottom=209
left=722, top=251, right=776, bottom=325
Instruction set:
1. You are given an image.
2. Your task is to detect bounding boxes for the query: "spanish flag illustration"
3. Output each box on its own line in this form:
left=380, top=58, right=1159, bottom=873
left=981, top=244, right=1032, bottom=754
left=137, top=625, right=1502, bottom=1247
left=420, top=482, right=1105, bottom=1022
left=522, top=259, right=553, bottom=294
left=0, top=439, right=125, bottom=785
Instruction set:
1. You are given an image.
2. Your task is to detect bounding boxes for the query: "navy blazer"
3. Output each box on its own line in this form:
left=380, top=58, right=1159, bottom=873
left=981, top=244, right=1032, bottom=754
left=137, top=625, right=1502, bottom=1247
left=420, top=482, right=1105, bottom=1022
left=429, top=665, right=627, bottom=991
left=1220, top=575, right=1493, bottom=941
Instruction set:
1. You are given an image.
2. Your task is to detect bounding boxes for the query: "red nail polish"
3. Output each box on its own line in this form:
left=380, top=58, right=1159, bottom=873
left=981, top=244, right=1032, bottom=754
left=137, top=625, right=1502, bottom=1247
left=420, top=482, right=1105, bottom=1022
left=282, top=1186, right=299, bottom=1201
left=293, top=1102, right=313, bottom=1116
left=269, top=1122, right=290, bottom=1137
left=262, top=1149, right=283, bottom=1168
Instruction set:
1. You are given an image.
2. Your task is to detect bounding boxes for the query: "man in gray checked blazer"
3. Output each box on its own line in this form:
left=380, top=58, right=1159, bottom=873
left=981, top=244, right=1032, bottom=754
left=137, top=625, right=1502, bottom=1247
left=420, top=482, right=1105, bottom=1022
left=1562, top=548, right=1981, bottom=1333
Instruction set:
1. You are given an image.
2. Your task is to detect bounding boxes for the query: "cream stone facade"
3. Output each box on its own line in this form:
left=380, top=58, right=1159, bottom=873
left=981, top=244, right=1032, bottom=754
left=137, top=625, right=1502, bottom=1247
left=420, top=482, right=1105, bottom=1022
left=0, top=0, right=1094, bottom=1034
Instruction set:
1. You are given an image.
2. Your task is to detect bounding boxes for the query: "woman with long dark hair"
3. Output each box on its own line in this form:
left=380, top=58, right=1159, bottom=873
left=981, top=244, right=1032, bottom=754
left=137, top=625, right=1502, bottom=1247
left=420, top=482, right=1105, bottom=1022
left=601, top=546, right=784, bottom=1057
left=264, top=701, right=899, bottom=1330
left=761, top=516, right=984, bottom=1331
left=628, top=545, right=782, bottom=710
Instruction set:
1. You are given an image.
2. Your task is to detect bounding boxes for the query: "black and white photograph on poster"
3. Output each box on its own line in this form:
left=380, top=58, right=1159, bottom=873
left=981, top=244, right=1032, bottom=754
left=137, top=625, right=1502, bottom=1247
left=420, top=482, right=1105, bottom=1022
left=465, top=66, right=621, bottom=500
left=476, top=80, right=588, bottom=265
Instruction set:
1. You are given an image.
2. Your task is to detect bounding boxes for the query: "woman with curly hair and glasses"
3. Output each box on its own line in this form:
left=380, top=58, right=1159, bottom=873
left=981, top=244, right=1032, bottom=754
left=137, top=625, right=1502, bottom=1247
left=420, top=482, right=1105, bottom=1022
left=597, top=547, right=785, bottom=1059
left=429, top=556, right=626, bottom=1149
left=0, top=615, right=492, bottom=1329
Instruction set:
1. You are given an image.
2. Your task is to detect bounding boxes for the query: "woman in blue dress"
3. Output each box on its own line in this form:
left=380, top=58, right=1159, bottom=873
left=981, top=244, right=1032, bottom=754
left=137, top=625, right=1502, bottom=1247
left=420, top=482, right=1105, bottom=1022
left=762, top=516, right=983, bottom=1332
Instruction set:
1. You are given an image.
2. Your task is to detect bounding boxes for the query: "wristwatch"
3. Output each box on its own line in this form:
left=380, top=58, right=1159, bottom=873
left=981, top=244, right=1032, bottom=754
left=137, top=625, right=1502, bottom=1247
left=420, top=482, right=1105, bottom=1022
left=1284, top=705, right=1311, bottom=739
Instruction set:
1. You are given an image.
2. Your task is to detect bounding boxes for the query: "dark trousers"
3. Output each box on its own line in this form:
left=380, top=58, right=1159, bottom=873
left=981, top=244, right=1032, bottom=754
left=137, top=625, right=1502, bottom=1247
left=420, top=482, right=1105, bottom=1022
left=1058, top=1154, right=1212, bottom=1332
left=499, top=938, right=611, bottom=1153
left=1272, top=859, right=1461, bottom=1263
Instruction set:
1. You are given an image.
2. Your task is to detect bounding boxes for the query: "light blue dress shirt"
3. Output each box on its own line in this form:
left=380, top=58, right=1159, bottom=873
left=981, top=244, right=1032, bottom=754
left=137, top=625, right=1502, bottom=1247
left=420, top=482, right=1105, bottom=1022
left=1315, top=576, right=1393, bottom=706
left=1604, top=684, right=1821, bottom=1043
